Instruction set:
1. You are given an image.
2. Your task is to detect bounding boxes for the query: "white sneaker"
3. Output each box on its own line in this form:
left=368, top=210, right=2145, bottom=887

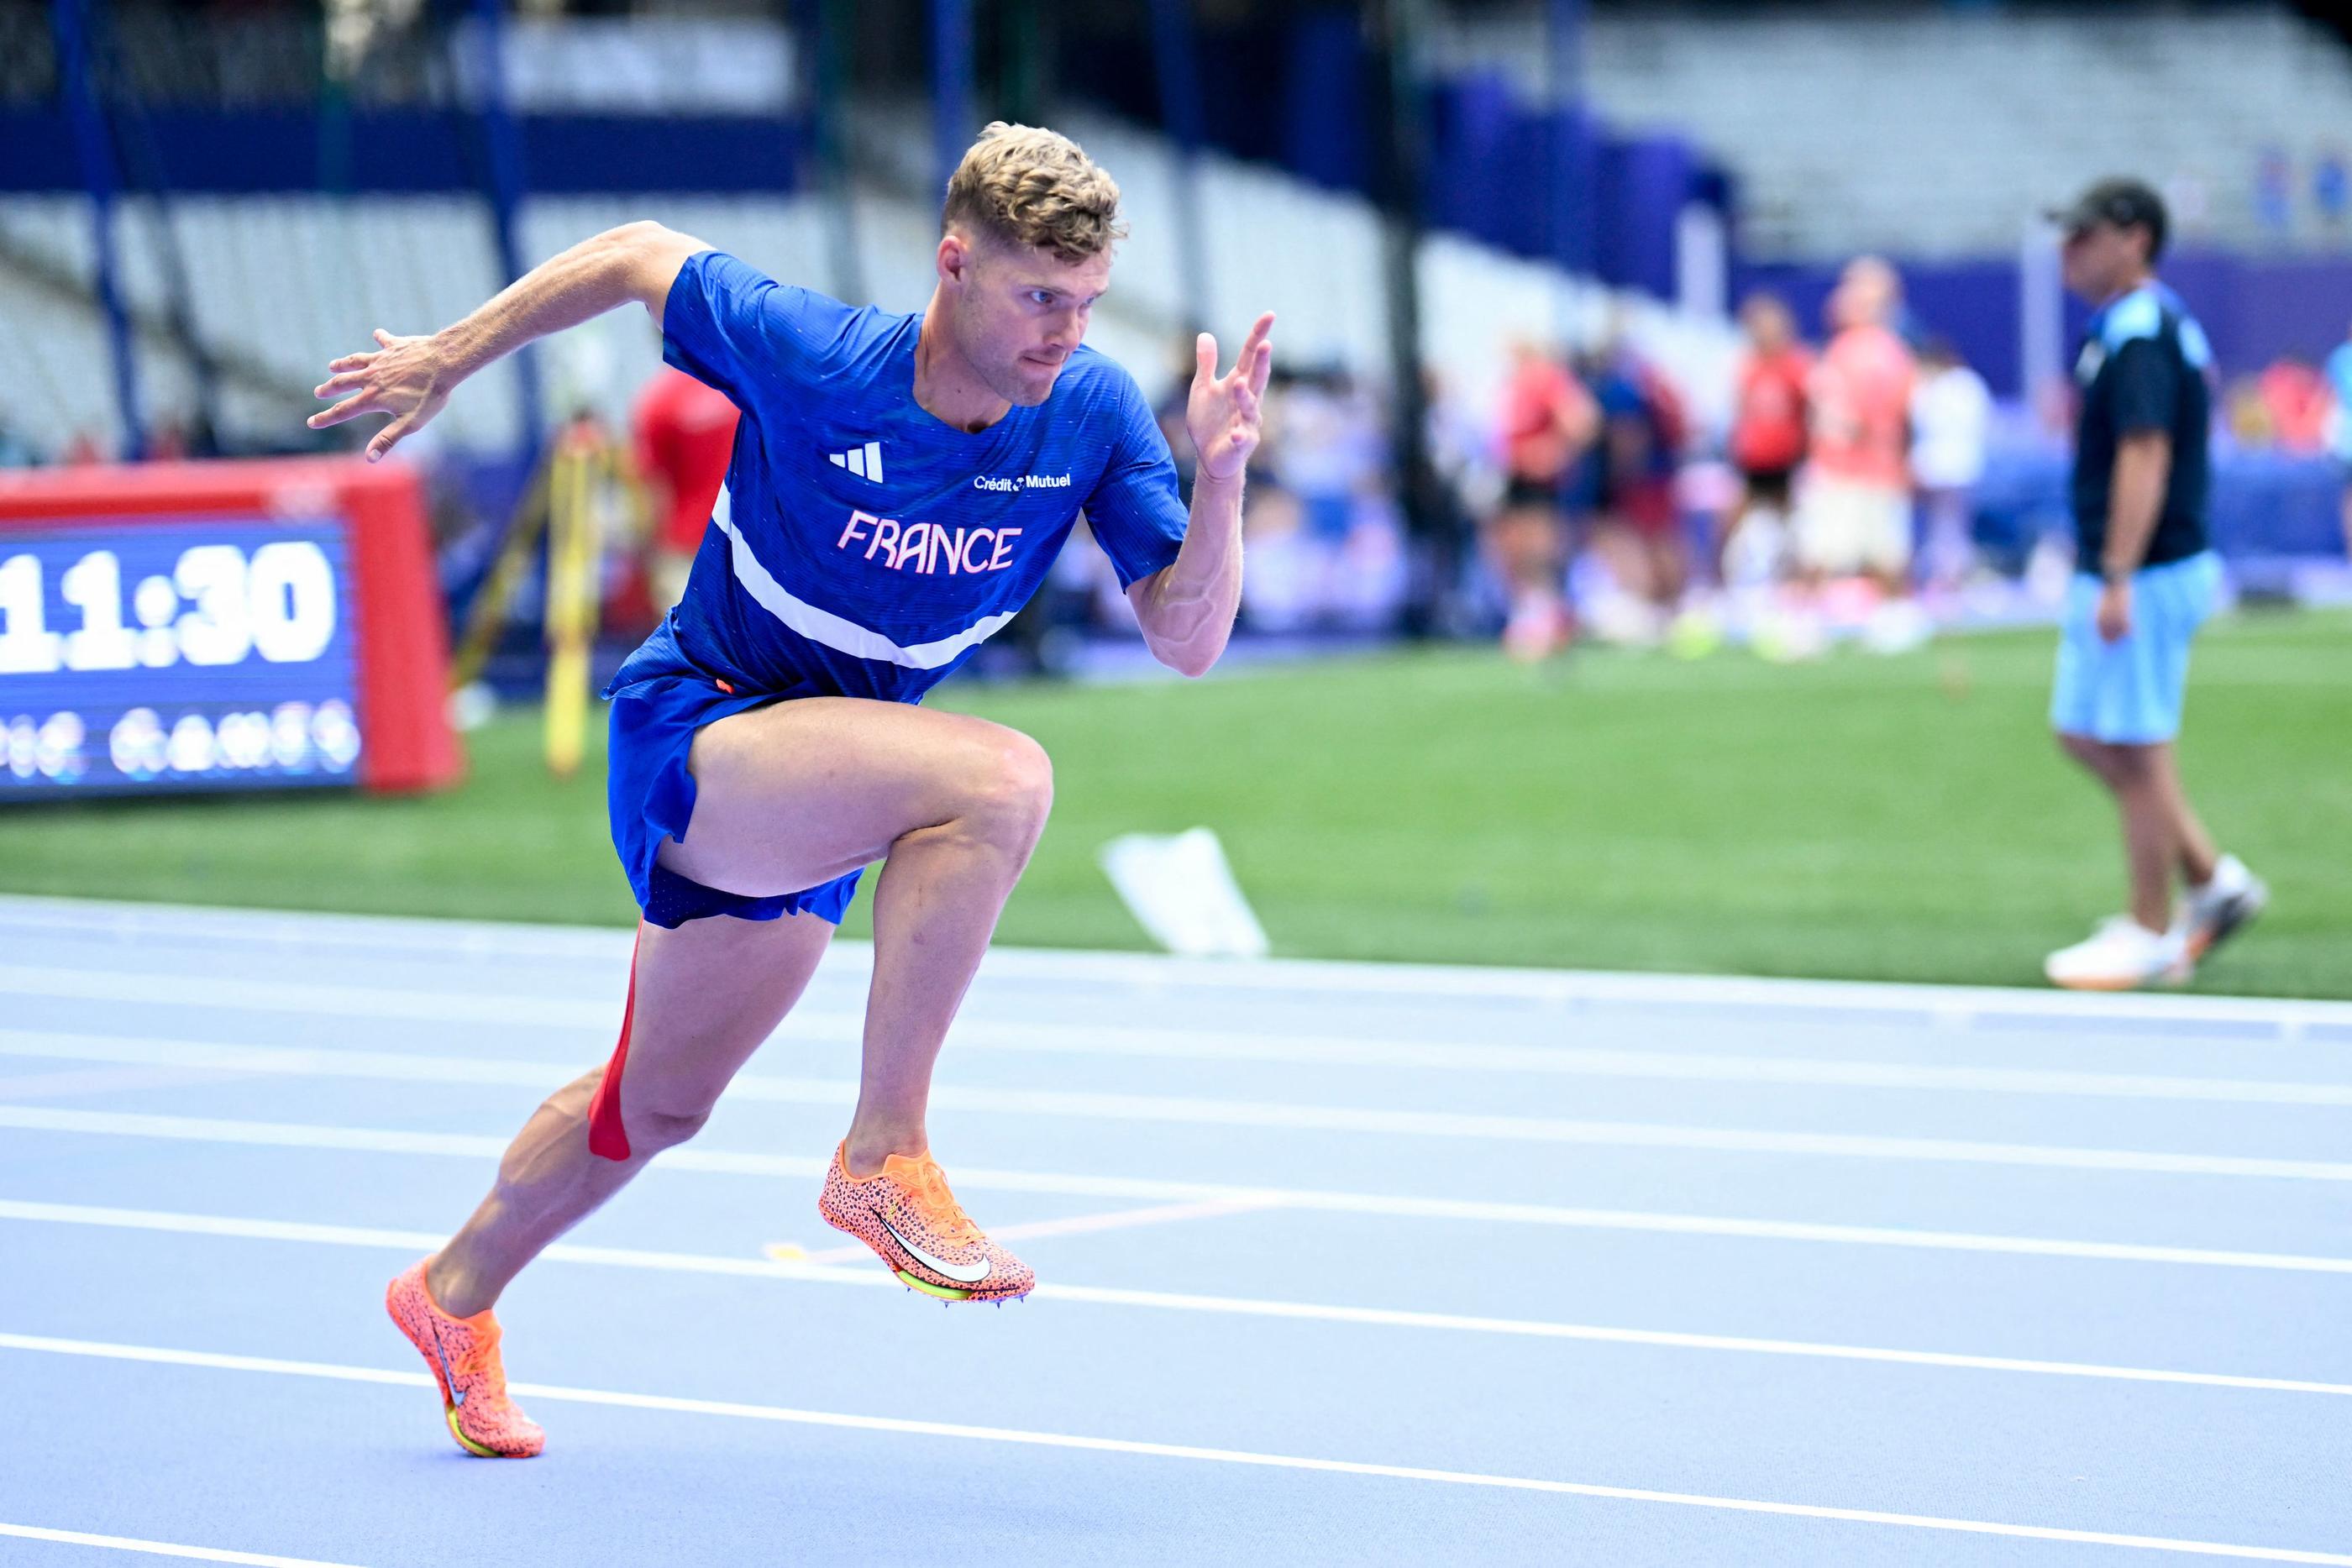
left=2176, top=854, right=2268, bottom=964
left=2045, top=916, right=2188, bottom=992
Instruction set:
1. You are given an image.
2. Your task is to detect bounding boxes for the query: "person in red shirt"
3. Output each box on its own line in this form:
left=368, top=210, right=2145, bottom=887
left=1798, top=256, right=1916, bottom=596
left=631, top=362, right=741, bottom=613
left=1488, top=338, right=1599, bottom=660
left=1730, top=294, right=1810, bottom=521
left=1721, top=293, right=1811, bottom=595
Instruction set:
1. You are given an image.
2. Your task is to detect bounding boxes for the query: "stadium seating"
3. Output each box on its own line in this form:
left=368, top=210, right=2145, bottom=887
left=1436, top=4, right=2352, bottom=259
left=0, top=108, right=1742, bottom=461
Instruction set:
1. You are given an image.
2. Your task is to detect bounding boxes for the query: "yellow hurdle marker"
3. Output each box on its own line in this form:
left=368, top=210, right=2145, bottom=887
left=541, top=430, right=601, bottom=779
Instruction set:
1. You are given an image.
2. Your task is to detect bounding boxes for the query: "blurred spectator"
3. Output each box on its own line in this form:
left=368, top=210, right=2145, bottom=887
left=1798, top=255, right=1917, bottom=600
left=0, top=420, right=39, bottom=469
left=1230, top=364, right=1317, bottom=633
left=1909, top=337, right=1992, bottom=593
left=1153, top=339, right=1199, bottom=498
left=1724, top=292, right=1811, bottom=591
left=631, top=362, right=738, bottom=615
left=2327, top=320, right=2352, bottom=556
left=1422, top=364, right=1498, bottom=627
left=2221, top=375, right=2270, bottom=446
left=1236, top=485, right=1318, bottom=632
left=2316, top=145, right=2351, bottom=234
left=2256, top=144, right=2294, bottom=236
left=1422, top=364, right=1496, bottom=536
left=1580, top=333, right=1691, bottom=623
left=1226, top=363, right=1408, bottom=635
left=2256, top=358, right=2329, bottom=453
left=1274, top=366, right=1378, bottom=546
left=1488, top=338, right=1598, bottom=660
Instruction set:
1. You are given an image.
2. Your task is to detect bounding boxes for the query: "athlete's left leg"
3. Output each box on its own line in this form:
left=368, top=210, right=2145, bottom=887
left=386, top=910, right=833, bottom=1455
left=428, top=909, right=836, bottom=1319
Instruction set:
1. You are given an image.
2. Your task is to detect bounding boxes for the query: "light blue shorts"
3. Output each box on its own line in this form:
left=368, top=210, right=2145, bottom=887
left=2050, top=550, right=2221, bottom=745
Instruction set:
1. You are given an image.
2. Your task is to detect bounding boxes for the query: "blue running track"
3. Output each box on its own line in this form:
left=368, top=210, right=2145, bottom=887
left=2, top=895, right=2349, bottom=1566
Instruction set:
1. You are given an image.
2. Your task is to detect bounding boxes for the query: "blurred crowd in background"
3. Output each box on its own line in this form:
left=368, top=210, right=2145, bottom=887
left=13, top=277, right=2348, bottom=674
left=1110, top=274, right=2352, bottom=663
left=6, top=249, right=2349, bottom=674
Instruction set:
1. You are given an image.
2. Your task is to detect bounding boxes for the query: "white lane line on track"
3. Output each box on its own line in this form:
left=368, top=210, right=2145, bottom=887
left=7, top=1105, right=2349, bottom=1275
left=9, top=1012, right=2352, bottom=1107
left=5, top=1332, right=2349, bottom=1565
left=0, top=1523, right=365, bottom=1567
left=0, top=967, right=613, bottom=1030
left=0, top=1065, right=247, bottom=1102
left=7, top=1198, right=2350, bottom=1399
left=3, top=895, right=2348, bottom=1037
left=2, top=1032, right=2346, bottom=1181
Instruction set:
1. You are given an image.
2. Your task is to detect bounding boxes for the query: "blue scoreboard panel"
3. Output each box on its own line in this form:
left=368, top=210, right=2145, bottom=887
left=0, top=517, right=365, bottom=796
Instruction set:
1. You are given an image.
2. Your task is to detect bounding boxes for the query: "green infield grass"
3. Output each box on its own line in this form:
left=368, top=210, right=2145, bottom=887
left=3, top=611, right=2344, bottom=997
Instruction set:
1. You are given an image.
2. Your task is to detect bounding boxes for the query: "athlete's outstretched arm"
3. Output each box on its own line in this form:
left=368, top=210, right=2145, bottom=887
left=309, top=221, right=710, bottom=462
left=1129, top=311, right=1274, bottom=677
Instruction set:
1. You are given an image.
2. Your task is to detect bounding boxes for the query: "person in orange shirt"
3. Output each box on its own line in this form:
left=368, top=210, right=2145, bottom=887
left=1488, top=338, right=1599, bottom=660
left=631, top=361, right=741, bottom=613
left=1798, top=257, right=1915, bottom=595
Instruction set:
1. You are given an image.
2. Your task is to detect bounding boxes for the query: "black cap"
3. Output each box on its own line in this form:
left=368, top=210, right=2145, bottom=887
left=2046, top=177, right=2169, bottom=257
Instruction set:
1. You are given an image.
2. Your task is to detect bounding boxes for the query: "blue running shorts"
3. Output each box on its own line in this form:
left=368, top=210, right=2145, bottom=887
left=603, top=627, right=864, bottom=928
left=2050, top=549, right=2221, bottom=746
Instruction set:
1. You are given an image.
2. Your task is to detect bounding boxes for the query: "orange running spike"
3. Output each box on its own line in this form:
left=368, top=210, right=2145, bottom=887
left=817, top=1141, right=1036, bottom=1302
left=385, top=1259, right=545, bottom=1457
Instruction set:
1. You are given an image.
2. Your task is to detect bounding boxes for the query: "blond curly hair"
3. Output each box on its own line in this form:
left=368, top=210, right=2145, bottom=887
left=942, top=122, right=1126, bottom=264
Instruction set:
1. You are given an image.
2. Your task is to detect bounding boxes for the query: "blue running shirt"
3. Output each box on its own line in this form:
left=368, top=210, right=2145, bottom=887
left=654, top=249, right=1189, bottom=701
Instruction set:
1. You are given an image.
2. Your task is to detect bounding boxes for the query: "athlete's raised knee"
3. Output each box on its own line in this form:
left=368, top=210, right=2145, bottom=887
left=958, top=727, right=1054, bottom=847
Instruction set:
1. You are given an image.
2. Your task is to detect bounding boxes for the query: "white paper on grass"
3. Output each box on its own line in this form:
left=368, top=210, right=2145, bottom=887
left=1097, top=827, right=1270, bottom=959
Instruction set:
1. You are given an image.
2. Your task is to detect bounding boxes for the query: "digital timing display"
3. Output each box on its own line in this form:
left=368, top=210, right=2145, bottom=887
left=0, top=517, right=364, bottom=795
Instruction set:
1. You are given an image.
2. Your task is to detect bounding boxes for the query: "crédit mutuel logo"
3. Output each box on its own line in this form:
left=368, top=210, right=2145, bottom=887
left=972, top=471, right=1071, bottom=493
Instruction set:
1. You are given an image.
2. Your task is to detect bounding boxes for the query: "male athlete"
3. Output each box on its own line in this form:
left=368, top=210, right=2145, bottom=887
left=2040, top=178, right=2263, bottom=990
left=309, top=123, right=1273, bottom=1457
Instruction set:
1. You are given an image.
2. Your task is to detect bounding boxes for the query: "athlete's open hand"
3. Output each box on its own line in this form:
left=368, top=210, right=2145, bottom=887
left=1188, top=312, right=1275, bottom=485
left=309, top=328, right=454, bottom=463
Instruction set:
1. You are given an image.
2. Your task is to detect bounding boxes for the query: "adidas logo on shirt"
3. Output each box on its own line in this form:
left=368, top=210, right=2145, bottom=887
left=828, top=442, right=885, bottom=483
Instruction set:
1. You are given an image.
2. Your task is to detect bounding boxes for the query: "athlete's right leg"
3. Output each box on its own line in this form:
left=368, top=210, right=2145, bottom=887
left=657, top=696, right=1053, bottom=1177
left=428, top=908, right=836, bottom=1318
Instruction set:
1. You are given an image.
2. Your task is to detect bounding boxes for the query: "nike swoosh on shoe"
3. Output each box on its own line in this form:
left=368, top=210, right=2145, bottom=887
left=428, top=1319, right=465, bottom=1408
left=879, top=1213, right=992, bottom=1284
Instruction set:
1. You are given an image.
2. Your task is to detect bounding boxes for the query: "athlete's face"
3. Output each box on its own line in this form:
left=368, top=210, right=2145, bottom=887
left=941, top=231, right=1112, bottom=406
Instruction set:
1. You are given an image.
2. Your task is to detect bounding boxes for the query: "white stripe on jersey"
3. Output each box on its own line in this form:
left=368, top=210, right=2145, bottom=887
left=711, top=486, right=1018, bottom=670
